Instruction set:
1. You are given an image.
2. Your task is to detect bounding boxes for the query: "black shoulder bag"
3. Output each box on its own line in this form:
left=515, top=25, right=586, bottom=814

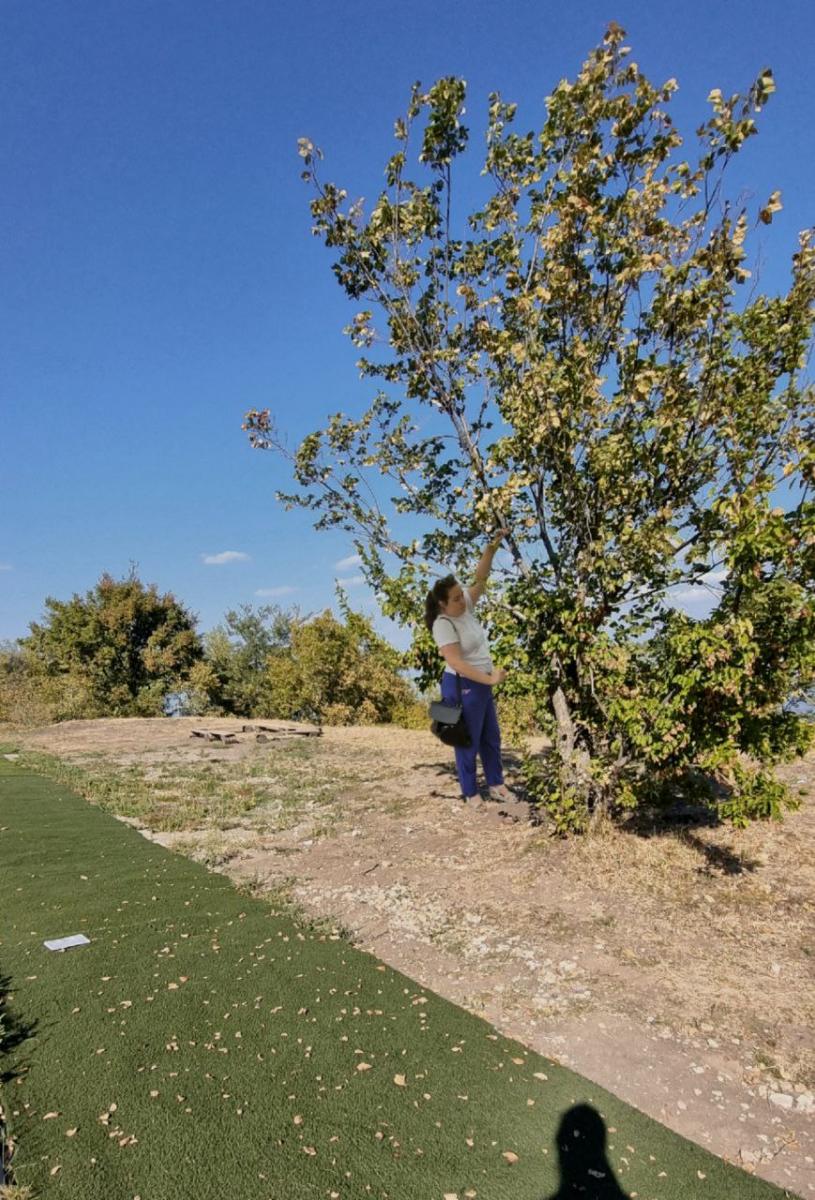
left=429, top=619, right=472, bottom=748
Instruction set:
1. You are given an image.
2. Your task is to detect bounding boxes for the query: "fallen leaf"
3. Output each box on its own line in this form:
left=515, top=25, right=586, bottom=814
left=533, top=1072, right=548, bottom=1081
left=65, top=1127, right=78, bottom=1137
left=393, top=1074, right=406, bottom=1087
left=356, top=1062, right=372, bottom=1072
left=43, top=1112, right=60, bottom=1120
left=50, top=1164, right=62, bottom=1176
left=293, top=1115, right=303, bottom=1125
left=502, top=1150, right=519, bottom=1165
left=302, top=1145, right=317, bottom=1156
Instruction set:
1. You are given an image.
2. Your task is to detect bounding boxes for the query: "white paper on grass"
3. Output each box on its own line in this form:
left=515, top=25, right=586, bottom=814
left=43, top=934, right=91, bottom=952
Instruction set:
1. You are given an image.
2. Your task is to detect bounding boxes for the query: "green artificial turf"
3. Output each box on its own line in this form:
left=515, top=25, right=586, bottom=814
left=0, top=756, right=800, bottom=1200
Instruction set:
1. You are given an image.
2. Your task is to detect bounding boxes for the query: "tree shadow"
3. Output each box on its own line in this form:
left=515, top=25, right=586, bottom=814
left=680, top=831, right=761, bottom=876
left=416, top=748, right=766, bottom=855
left=541, top=1104, right=629, bottom=1199
left=0, top=971, right=38, bottom=1085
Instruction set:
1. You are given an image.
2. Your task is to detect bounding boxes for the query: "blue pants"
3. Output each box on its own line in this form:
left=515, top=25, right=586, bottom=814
left=440, top=674, right=504, bottom=797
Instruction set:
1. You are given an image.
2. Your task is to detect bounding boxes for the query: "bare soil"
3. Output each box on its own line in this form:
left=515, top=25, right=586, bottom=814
left=7, top=716, right=815, bottom=1197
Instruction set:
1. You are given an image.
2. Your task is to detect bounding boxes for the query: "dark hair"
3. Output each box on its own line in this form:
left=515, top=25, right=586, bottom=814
left=425, top=575, right=458, bottom=632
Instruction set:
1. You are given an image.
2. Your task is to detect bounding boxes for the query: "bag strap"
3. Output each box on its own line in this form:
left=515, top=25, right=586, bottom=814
left=439, top=616, right=463, bottom=704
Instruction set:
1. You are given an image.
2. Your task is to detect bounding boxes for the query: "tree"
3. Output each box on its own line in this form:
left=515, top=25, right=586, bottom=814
left=0, top=640, right=51, bottom=725
left=264, top=595, right=417, bottom=725
left=203, top=603, right=294, bottom=716
left=246, top=26, right=814, bottom=829
left=21, top=571, right=204, bottom=719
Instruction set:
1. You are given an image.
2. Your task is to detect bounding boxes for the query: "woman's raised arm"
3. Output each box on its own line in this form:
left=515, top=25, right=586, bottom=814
left=468, top=528, right=509, bottom=603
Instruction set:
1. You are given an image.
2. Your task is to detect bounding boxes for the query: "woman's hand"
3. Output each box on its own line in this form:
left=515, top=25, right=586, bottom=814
left=490, top=527, right=510, bottom=548
left=489, top=667, right=507, bottom=686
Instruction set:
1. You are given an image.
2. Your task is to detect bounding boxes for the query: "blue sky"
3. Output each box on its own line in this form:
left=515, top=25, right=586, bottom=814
left=2, top=0, right=813, bottom=646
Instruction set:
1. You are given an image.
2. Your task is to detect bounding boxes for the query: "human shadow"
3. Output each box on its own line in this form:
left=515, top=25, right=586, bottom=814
left=542, top=1104, right=628, bottom=1199
left=412, top=750, right=528, bottom=795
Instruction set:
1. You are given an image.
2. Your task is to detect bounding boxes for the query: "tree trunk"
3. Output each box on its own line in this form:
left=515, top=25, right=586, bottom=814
left=550, top=681, right=596, bottom=818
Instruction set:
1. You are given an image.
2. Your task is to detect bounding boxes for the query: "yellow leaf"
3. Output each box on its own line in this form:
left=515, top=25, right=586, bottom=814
left=356, top=1062, right=373, bottom=1071
left=43, top=1112, right=60, bottom=1120
left=502, top=1150, right=519, bottom=1164
left=394, top=1074, right=407, bottom=1086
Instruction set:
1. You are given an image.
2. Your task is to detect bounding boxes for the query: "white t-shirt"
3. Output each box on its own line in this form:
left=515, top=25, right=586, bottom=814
left=432, top=588, right=493, bottom=676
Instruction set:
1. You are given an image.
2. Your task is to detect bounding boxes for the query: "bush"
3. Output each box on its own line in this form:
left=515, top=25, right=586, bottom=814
left=264, top=602, right=416, bottom=725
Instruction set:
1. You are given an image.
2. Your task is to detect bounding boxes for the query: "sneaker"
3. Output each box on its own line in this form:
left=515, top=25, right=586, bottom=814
left=489, top=785, right=514, bottom=802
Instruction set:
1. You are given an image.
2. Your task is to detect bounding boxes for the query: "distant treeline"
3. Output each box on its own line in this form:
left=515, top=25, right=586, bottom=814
left=0, top=570, right=428, bottom=729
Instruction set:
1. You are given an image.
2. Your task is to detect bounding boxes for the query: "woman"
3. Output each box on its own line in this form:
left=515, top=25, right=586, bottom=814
left=425, top=530, right=513, bottom=806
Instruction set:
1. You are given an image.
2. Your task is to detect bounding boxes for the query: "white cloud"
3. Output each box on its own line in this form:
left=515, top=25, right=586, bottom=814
left=255, top=585, right=296, bottom=597
left=669, top=588, right=713, bottom=603
left=335, top=553, right=362, bottom=570
left=669, top=568, right=729, bottom=601
left=336, top=575, right=365, bottom=587
left=0, top=563, right=12, bottom=571
left=201, top=550, right=251, bottom=565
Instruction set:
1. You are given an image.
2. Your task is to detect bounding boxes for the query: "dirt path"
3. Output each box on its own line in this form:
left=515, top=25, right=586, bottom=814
left=9, top=716, right=815, bottom=1197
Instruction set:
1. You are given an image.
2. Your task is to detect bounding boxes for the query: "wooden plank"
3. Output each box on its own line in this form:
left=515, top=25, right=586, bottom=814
left=244, top=723, right=322, bottom=737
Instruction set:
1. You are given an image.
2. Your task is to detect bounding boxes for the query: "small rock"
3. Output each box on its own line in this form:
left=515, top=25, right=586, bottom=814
left=796, top=1093, right=814, bottom=1113
left=769, top=1092, right=794, bottom=1110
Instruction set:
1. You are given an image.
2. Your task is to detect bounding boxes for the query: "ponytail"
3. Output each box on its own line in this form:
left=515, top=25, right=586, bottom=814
left=425, top=574, right=457, bottom=632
